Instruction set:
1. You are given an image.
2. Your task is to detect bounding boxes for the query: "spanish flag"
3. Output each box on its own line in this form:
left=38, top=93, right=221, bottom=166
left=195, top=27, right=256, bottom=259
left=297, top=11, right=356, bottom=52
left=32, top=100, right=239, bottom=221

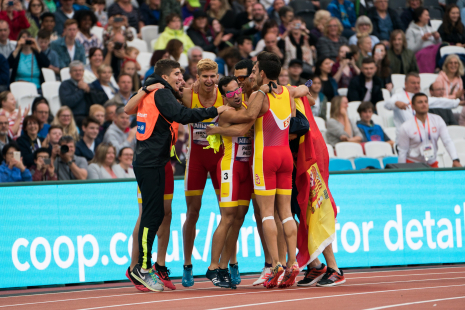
left=294, top=96, right=337, bottom=270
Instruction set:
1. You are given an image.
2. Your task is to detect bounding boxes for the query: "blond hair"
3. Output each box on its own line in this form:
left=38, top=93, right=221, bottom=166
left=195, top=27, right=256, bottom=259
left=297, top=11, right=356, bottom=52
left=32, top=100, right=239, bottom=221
left=443, top=54, right=465, bottom=77
left=207, top=0, right=231, bottom=20
left=89, top=104, right=105, bottom=117
left=313, top=10, right=331, bottom=27
left=355, top=16, right=373, bottom=35
left=51, top=106, right=80, bottom=141
left=90, top=142, right=116, bottom=166
left=97, top=64, right=112, bottom=75
left=324, top=17, right=343, bottom=37
left=197, top=58, right=218, bottom=75
left=357, top=34, right=370, bottom=47
left=330, top=96, right=344, bottom=119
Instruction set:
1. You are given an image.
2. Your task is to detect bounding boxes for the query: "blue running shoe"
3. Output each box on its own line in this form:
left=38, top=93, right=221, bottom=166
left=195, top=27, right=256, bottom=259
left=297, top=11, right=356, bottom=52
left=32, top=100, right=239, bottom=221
left=229, top=263, right=241, bottom=285
left=182, top=265, right=194, bottom=287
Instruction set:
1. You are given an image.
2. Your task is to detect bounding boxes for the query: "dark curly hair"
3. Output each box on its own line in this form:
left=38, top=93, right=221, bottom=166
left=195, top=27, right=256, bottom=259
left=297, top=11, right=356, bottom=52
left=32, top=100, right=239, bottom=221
left=73, top=9, right=98, bottom=30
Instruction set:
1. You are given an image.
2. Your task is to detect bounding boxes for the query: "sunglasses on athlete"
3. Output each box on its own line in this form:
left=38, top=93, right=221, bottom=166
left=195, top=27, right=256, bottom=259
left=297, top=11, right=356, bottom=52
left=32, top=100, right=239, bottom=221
left=225, top=87, right=242, bottom=99
left=235, top=75, right=249, bottom=82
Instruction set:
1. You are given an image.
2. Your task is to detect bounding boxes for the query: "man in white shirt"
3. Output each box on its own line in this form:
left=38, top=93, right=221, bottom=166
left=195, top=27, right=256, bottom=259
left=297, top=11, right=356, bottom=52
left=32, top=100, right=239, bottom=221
left=0, top=21, right=16, bottom=58
left=398, top=93, right=461, bottom=168
left=384, top=72, right=460, bottom=138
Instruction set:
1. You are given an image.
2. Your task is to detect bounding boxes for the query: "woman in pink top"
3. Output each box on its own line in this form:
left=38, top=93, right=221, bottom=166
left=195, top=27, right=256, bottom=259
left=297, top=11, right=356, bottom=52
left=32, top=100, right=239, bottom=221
left=0, top=91, right=29, bottom=139
left=435, top=54, right=464, bottom=99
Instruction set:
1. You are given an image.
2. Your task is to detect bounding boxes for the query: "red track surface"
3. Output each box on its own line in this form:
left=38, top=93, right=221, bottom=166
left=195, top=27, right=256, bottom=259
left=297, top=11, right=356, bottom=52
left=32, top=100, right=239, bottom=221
left=1, top=265, right=465, bottom=309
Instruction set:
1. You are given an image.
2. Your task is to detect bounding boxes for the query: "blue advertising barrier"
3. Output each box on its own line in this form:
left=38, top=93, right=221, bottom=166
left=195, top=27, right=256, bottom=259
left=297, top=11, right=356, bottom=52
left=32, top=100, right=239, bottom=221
left=1, top=169, right=465, bottom=289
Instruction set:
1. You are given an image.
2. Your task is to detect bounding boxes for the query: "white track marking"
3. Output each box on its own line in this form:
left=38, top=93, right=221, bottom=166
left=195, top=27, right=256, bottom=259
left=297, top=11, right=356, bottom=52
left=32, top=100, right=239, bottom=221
left=347, top=271, right=464, bottom=280
left=363, top=296, right=465, bottom=309
left=206, top=284, right=465, bottom=310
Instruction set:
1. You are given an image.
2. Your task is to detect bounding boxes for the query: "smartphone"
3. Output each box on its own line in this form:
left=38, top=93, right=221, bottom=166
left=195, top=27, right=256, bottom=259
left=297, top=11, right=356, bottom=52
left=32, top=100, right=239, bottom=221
left=44, top=158, right=51, bottom=165
left=294, top=22, right=301, bottom=30
left=345, top=52, right=353, bottom=59
left=114, top=17, right=124, bottom=23
left=375, top=48, right=383, bottom=54
left=113, top=41, right=123, bottom=50
left=8, top=1, right=14, bottom=6
left=13, top=151, right=21, bottom=162
left=25, top=39, right=32, bottom=45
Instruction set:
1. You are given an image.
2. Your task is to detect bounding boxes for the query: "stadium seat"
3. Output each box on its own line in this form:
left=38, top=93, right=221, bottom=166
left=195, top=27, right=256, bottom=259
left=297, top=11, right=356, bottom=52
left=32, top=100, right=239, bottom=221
left=452, top=105, right=463, bottom=115
left=371, top=114, right=383, bottom=128
left=202, top=51, right=216, bottom=61
left=10, top=82, right=39, bottom=108
left=383, top=127, right=397, bottom=144
left=376, top=101, right=394, bottom=128
left=41, top=82, right=61, bottom=116
left=90, top=26, right=104, bottom=41
left=391, top=74, right=405, bottom=93
left=141, top=25, right=159, bottom=51
left=127, top=38, right=148, bottom=53
left=388, top=0, right=404, bottom=9
left=440, top=46, right=465, bottom=58
left=335, top=142, right=364, bottom=159
left=326, top=101, right=331, bottom=120
left=447, top=126, right=465, bottom=141
left=329, top=158, right=353, bottom=171
left=365, top=141, right=394, bottom=158
left=453, top=139, right=465, bottom=154
left=428, top=7, right=443, bottom=20
left=382, top=88, right=390, bottom=100
left=315, top=116, right=326, bottom=132
left=289, top=0, right=315, bottom=14
left=382, top=156, right=398, bottom=167
left=320, top=0, right=332, bottom=10
left=338, top=88, right=348, bottom=96
left=419, top=73, right=438, bottom=92
left=41, top=68, right=56, bottom=82
left=327, top=144, right=335, bottom=158
left=60, top=67, right=70, bottom=81
left=128, top=27, right=137, bottom=39
left=431, top=20, right=442, bottom=32
left=179, top=53, right=188, bottom=68
left=137, top=52, right=152, bottom=76
left=354, top=157, right=381, bottom=170
left=347, top=101, right=361, bottom=122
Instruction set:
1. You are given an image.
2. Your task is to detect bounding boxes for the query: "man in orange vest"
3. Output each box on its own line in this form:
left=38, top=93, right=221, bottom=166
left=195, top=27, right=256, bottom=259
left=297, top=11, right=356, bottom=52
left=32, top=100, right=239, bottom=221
left=124, top=59, right=230, bottom=292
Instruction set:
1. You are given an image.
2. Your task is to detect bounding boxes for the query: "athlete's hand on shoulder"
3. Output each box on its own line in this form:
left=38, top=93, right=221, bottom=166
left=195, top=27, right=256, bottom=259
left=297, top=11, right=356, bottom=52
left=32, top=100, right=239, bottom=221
left=147, top=83, right=164, bottom=91
left=206, top=125, right=219, bottom=135
left=217, top=105, right=234, bottom=114
left=192, top=80, right=199, bottom=94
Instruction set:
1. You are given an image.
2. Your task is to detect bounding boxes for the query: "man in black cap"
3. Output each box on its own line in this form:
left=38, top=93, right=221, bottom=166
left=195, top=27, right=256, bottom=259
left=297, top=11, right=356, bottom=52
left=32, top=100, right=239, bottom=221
left=288, top=59, right=307, bottom=86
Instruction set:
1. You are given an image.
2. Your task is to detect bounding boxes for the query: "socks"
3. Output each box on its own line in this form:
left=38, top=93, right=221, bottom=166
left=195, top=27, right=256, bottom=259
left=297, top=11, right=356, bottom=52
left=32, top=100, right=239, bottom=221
left=229, top=263, right=238, bottom=268
left=155, top=262, right=167, bottom=271
left=265, top=262, right=272, bottom=268
left=315, top=263, right=323, bottom=269
left=140, top=268, right=149, bottom=273
left=184, top=264, right=193, bottom=269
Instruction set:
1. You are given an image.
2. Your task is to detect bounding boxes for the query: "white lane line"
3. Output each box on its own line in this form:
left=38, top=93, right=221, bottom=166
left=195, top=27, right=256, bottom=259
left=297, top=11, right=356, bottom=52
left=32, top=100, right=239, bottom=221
left=363, top=296, right=465, bottom=309
left=205, top=284, right=465, bottom=310
left=347, top=271, right=464, bottom=280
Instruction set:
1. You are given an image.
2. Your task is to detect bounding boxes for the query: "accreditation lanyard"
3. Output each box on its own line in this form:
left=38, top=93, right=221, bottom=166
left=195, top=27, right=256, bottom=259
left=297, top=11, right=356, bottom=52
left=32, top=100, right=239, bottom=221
left=414, top=115, right=431, bottom=143
left=405, top=91, right=416, bottom=116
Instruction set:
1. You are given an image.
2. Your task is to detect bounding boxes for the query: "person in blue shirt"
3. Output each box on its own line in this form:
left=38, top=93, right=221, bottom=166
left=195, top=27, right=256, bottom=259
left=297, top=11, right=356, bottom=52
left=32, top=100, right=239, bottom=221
left=327, top=0, right=357, bottom=39
left=50, top=19, right=86, bottom=69
left=356, top=101, right=394, bottom=146
left=0, top=143, right=32, bottom=183
left=31, top=97, right=51, bottom=139
left=139, top=0, right=161, bottom=26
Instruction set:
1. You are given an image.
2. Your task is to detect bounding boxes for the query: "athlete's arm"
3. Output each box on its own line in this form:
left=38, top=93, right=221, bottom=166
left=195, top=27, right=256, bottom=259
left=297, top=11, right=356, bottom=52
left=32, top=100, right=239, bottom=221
left=207, top=121, right=255, bottom=137
left=180, top=88, right=192, bottom=107
left=244, top=89, right=268, bottom=119
left=124, top=84, right=164, bottom=115
left=290, top=85, right=311, bottom=99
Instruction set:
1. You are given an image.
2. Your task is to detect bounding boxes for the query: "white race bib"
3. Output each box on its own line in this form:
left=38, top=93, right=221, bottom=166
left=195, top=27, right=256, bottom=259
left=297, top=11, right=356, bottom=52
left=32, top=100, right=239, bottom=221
left=192, top=122, right=215, bottom=146
left=235, top=137, right=252, bottom=162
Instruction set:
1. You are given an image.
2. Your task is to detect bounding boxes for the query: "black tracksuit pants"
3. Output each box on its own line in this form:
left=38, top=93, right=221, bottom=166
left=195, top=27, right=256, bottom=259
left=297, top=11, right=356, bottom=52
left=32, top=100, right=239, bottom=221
left=134, top=165, right=165, bottom=269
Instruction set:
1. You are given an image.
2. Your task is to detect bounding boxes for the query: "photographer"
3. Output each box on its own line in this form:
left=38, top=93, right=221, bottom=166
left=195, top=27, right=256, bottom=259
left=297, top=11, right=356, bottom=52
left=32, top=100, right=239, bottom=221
left=30, top=147, right=57, bottom=181
left=8, top=30, right=49, bottom=90
left=54, top=135, right=88, bottom=180
left=103, top=31, right=127, bottom=79
left=42, top=124, right=63, bottom=160
left=0, top=0, right=30, bottom=41
left=283, top=17, right=314, bottom=69
left=331, top=44, right=360, bottom=88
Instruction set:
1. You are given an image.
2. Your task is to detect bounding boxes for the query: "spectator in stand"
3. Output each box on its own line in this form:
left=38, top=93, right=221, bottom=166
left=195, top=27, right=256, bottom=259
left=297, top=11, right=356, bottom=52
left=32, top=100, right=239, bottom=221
left=139, top=0, right=161, bottom=26
left=326, top=95, right=363, bottom=146
left=92, top=0, right=107, bottom=27
left=8, top=30, right=50, bottom=90
left=400, top=0, right=423, bottom=30
left=283, top=17, right=314, bottom=68
left=143, top=49, right=169, bottom=79
left=26, top=0, right=45, bottom=38
left=0, top=91, right=28, bottom=139
left=42, top=124, right=63, bottom=158
left=0, top=54, right=9, bottom=92
left=40, top=13, right=59, bottom=42
left=0, top=143, right=32, bottom=182
left=348, top=57, right=384, bottom=109
left=102, top=14, right=133, bottom=47
left=237, top=36, right=253, bottom=60
left=308, top=75, right=328, bottom=119
left=367, top=0, right=405, bottom=47
left=104, top=32, right=128, bottom=80
left=31, top=97, right=50, bottom=139
left=165, top=38, right=184, bottom=63
left=51, top=106, right=80, bottom=142
left=54, top=0, right=75, bottom=37
left=316, top=17, right=348, bottom=62
left=102, top=101, right=119, bottom=136
left=104, top=74, right=133, bottom=106
left=398, top=93, right=462, bottom=168
left=268, top=0, right=284, bottom=25
left=90, top=64, right=118, bottom=103
left=216, top=46, right=242, bottom=77
left=356, top=101, right=394, bottom=146
left=107, top=0, right=143, bottom=32
left=30, top=147, right=57, bottom=181
left=315, top=57, right=339, bottom=101
left=0, top=21, right=17, bottom=58
left=327, top=0, right=356, bottom=38
left=331, top=44, right=360, bottom=88
left=37, top=30, right=60, bottom=76
left=355, top=35, right=372, bottom=68
left=88, top=104, right=106, bottom=140
left=262, top=31, right=285, bottom=64
left=435, top=54, right=464, bottom=100
left=210, top=18, right=234, bottom=52
left=184, top=46, right=202, bottom=77
left=208, top=0, right=236, bottom=30
left=278, top=6, right=293, bottom=35
left=84, top=47, right=104, bottom=82
left=187, top=11, right=230, bottom=54
left=75, top=116, right=101, bottom=161
left=278, top=67, right=289, bottom=85
left=438, top=5, right=465, bottom=47
left=0, top=0, right=30, bottom=41
left=50, top=19, right=86, bottom=68
left=235, top=0, right=256, bottom=29
left=348, top=16, right=380, bottom=48
left=406, top=7, right=441, bottom=54
left=372, top=42, right=392, bottom=91
left=0, top=115, right=12, bottom=157
left=310, top=10, right=330, bottom=44
left=54, top=135, right=88, bottom=180
left=184, top=73, right=194, bottom=88
left=59, top=61, right=90, bottom=126
left=87, top=142, right=119, bottom=179
left=429, top=81, right=460, bottom=126
left=241, top=3, right=268, bottom=38
left=387, top=30, right=419, bottom=74
left=153, top=13, right=195, bottom=53
left=44, top=0, right=56, bottom=13
left=251, top=19, right=279, bottom=54
left=121, top=59, right=140, bottom=92
left=74, top=10, right=103, bottom=56
left=288, top=59, right=306, bottom=86
left=113, top=146, right=135, bottom=177
left=103, top=106, right=136, bottom=153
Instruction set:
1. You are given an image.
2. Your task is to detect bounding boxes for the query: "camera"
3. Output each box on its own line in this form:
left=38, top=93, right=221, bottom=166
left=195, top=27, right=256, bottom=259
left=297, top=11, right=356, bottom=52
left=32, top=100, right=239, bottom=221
left=60, top=145, right=69, bottom=154
left=345, top=52, right=354, bottom=59
left=44, top=158, right=51, bottom=165
left=8, top=1, right=14, bottom=6
left=113, top=42, right=123, bottom=50
left=114, top=17, right=124, bottom=23
left=25, top=40, right=32, bottom=45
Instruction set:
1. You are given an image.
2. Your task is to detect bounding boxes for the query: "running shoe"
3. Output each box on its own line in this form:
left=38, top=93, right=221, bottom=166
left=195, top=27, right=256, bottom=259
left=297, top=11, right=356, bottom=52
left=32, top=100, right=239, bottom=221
left=297, top=263, right=327, bottom=287
left=182, top=265, right=194, bottom=287
left=218, top=268, right=237, bottom=289
left=126, top=267, right=150, bottom=292
left=206, top=268, right=221, bottom=287
left=316, top=267, right=346, bottom=287
left=229, top=263, right=241, bottom=285
left=278, top=262, right=300, bottom=288
left=131, top=264, right=164, bottom=292
left=253, top=267, right=271, bottom=286
left=277, top=271, right=284, bottom=286
left=153, top=264, right=176, bottom=290
left=263, top=263, right=284, bottom=289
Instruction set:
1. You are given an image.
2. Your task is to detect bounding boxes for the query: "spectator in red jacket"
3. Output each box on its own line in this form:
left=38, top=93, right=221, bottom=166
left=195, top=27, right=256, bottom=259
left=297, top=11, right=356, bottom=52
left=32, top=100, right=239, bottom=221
left=30, top=147, right=57, bottom=181
left=0, top=0, right=30, bottom=40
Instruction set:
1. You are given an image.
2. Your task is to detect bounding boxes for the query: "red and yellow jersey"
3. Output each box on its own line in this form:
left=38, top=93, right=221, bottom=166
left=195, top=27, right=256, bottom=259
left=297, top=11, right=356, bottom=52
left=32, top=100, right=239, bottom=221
left=222, top=102, right=253, bottom=163
left=188, top=88, right=223, bottom=146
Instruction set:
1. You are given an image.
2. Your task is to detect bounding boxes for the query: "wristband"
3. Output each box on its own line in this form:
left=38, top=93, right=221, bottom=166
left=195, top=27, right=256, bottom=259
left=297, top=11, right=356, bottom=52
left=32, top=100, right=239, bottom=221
left=142, top=86, right=150, bottom=94
left=258, top=89, right=266, bottom=96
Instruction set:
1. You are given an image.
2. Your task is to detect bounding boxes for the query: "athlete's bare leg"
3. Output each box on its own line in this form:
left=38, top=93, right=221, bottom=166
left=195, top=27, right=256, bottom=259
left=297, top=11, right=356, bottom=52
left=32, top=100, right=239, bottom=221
left=183, top=195, right=202, bottom=265
left=221, top=204, right=248, bottom=268
left=156, top=199, right=172, bottom=266
left=208, top=206, right=238, bottom=270
left=275, top=194, right=297, bottom=267
left=255, top=195, right=279, bottom=266
left=252, top=198, right=271, bottom=264
left=275, top=209, right=287, bottom=264
left=322, top=243, right=340, bottom=273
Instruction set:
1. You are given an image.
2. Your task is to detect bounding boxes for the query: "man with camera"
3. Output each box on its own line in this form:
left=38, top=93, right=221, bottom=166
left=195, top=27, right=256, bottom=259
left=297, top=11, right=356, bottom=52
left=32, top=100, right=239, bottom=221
left=50, top=19, right=86, bottom=69
left=54, top=136, right=88, bottom=180
left=31, top=148, right=57, bottom=181
left=103, top=30, right=126, bottom=79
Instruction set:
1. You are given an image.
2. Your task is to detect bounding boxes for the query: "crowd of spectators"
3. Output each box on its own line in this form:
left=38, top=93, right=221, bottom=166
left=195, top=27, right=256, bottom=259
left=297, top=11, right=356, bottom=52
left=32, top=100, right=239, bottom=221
left=0, top=0, right=464, bottom=183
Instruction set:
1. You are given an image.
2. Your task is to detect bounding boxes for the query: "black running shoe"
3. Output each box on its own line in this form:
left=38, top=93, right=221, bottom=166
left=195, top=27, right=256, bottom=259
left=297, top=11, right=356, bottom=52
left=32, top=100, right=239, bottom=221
left=297, top=263, right=327, bottom=287
left=206, top=268, right=221, bottom=287
left=316, top=267, right=346, bottom=287
left=218, top=268, right=236, bottom=289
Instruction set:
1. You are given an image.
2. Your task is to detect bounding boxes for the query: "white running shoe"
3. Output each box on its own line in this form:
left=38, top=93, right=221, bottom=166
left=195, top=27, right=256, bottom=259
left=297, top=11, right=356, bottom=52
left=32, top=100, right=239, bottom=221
left=253, top=267, right=271, bottom=286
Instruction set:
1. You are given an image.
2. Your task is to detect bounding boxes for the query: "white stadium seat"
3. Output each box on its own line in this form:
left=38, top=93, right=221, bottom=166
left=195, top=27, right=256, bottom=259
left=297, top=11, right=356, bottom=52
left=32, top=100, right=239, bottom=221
left=326, top=101, right=331, bottom=120
left=137, top=52, right=152, bottom=76
left=314, top=116, right=326, bottom=133
left=41, top=68, right=56, bottom=82
left=41, top=82, right=62, bottom=116
left=365, top=141, right=394, bottom=158
left=127, top=38, right=148, bottom=53
left=431, top=20, right=442, bottom=32
left=10, top=82, right=39, bottom=108
left=371, top=114, right=383, bottom=128
left=337, top=88, right=347, bottom=96
left=376, top=101, right=394, bottom=128
left=382, top=88, right=390, bottom=100
left=327, top=144, right=335, bottom=157
left=60, top=67, right=70, bottom=81
left=454, top=139, right=465, bottom=154
left=347, top=101, right=361, bottom=123
left=335, top=142, right=364, bottom=159
left=419, top=73, right=438, bottom=92
left=440, top=46, right=465, bottom=58
left=202, top=51, right=216, bottom=61
left=90, top=26, right=104, bottom=41
left=447, top=126, right=465, bottom=141
left=179, top=53, right=188, bottom=68
left=391, top=74, right=405, bottom=93
left=384, top=127, right=397, bottom=144
left=141, top=25, right=159, bottom=51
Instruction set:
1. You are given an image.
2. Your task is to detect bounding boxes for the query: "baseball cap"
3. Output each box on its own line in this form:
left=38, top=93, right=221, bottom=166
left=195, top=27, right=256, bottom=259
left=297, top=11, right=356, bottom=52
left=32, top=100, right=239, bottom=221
left=288, top=59, right=303, bottom=67
left=193, top=10, right=208, bottom=19
left=187, top=0, right=202, bottom=8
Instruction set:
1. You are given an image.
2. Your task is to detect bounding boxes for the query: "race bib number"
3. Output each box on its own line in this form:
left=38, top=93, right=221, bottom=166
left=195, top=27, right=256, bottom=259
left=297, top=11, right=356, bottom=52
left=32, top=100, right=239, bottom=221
left=235, top=137, right=252, bottom=162
left=192, top=122, right=216, bottom=146
left=222, top=170, right=232, bottom=183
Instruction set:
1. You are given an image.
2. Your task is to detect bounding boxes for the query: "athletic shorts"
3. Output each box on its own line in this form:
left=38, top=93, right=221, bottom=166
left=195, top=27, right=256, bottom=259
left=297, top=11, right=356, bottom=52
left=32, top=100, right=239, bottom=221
left=217, top=156, right=253, bottom=207
left=253, top=146, right=293, bottom=196
left=138, top=162, right=174, bottom=202
left=184, top=142, right=223, bottom=196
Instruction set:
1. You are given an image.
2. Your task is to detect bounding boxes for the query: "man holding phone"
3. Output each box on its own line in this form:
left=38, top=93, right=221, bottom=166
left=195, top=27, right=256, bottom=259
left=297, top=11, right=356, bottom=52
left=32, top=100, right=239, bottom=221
left=31, top=148, right=57, bottom=181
